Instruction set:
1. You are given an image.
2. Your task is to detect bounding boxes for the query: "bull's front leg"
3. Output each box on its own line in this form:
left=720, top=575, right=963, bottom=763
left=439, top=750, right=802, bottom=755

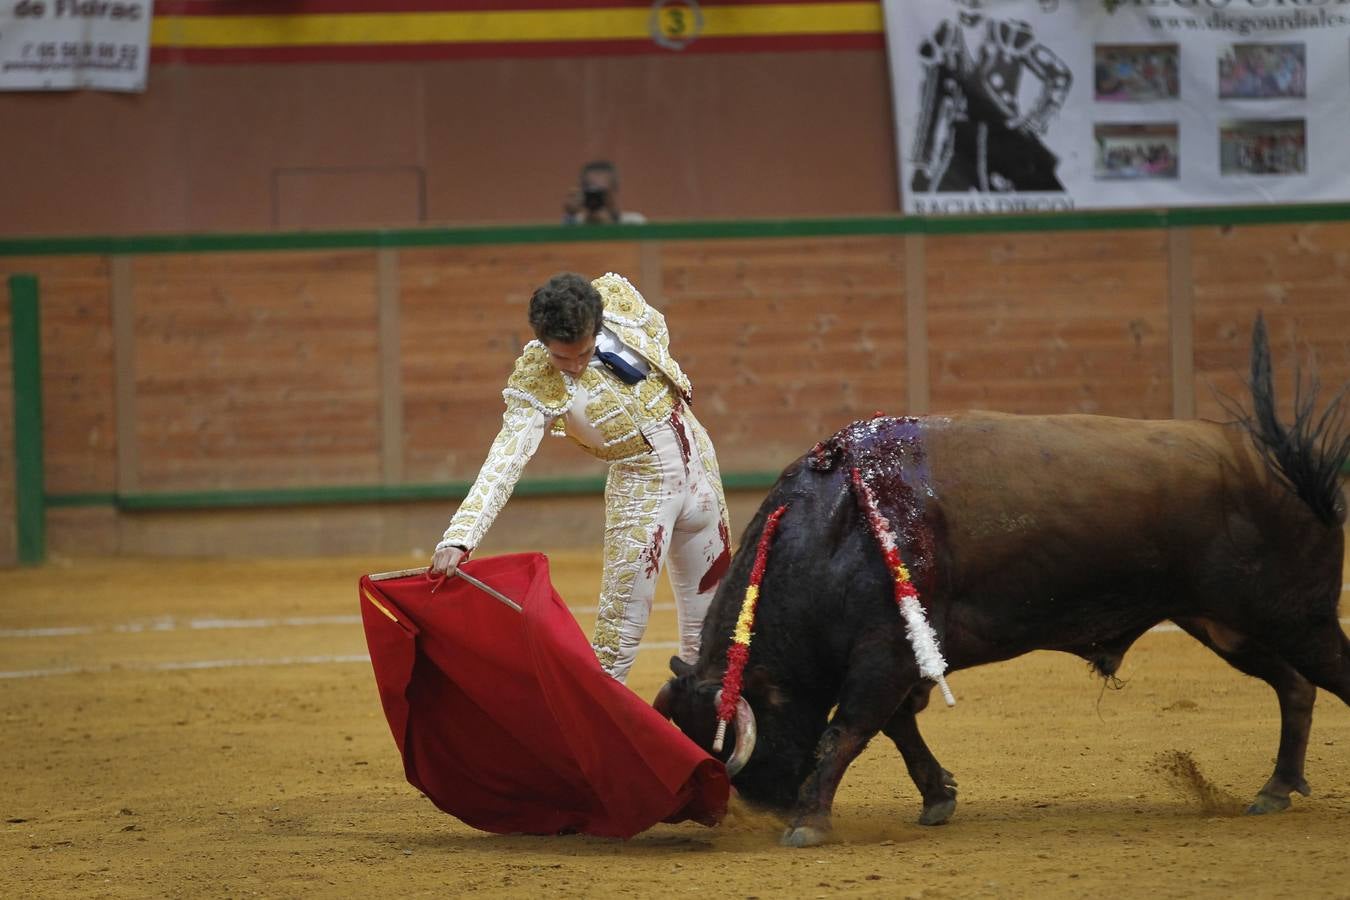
left=781, top=722, right=875, bottom=847
left=781, top=656, right=911, bottom=847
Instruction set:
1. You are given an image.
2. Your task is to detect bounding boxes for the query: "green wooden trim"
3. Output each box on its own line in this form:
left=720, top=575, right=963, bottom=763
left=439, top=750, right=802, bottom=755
left=8, top=275, right=45, bottom=564
left=42, top=459, right=1345, bottom=512
left=6, top=203, right=1350, bottom=258
left=43, top=460, right=1346, bottom=512
left=43, top=470, right=783, bottom=511
left=44, top=492, right=117, bottom=508
left=1166, top=202, right=1350, bottom=228
left=917, top=209, right=1167, bottom=235
left=0, top=220, right=916, bottom=257
left=113, top=478, right=605, bottom=510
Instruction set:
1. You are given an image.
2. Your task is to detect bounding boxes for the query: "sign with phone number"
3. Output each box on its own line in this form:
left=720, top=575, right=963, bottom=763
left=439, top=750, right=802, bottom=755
left=0, top=0, right=150, bottom=91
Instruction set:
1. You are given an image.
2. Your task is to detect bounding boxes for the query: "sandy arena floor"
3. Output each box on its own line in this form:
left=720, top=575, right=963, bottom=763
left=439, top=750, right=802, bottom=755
left=2, top=552, right=1349, bottom=899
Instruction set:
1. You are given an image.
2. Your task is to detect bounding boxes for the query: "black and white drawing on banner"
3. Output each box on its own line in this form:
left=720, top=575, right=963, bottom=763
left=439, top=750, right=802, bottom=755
left=910, top=0, right=1072, bottom=194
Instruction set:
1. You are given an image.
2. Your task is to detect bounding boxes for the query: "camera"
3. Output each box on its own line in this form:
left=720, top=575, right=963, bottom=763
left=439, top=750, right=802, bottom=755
left=582, top=187, right=608, bottom=211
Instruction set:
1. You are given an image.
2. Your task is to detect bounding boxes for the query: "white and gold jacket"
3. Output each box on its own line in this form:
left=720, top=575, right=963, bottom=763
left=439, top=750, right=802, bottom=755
left=441, top=273, right=694, bottom=551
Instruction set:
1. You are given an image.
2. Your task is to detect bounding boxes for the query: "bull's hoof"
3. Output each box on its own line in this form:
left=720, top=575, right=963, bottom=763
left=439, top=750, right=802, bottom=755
left=1246, top=791, right=1292, bottom=815
left=918, top=797, right=956, bottom=826
left=780, top=825, right=829, bottom=848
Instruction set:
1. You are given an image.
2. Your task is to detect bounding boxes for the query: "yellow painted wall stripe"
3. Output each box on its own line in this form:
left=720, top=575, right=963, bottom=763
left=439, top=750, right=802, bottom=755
left=151, top=4, right=881, bottom=48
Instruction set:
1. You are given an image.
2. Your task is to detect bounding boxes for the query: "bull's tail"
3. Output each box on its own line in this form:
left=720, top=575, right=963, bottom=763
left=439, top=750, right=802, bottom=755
left=1243, top=313, right=1350, bottom=526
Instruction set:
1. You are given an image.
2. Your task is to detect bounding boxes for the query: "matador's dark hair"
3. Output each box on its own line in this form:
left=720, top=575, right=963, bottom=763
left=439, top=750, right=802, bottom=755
left=528, top=272, right=603, bottom=344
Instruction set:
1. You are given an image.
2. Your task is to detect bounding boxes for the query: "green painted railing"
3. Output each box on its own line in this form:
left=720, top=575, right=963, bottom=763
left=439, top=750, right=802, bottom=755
left=42, top=471, right=783, bottom=512
left=8, top=275, right=44, bottom=565
left=4, top=202, right=1350, bottom=258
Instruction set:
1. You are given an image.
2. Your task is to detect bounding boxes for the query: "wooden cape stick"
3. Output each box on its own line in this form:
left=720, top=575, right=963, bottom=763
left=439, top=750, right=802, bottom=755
left=368, top=565, right=523, bottom=613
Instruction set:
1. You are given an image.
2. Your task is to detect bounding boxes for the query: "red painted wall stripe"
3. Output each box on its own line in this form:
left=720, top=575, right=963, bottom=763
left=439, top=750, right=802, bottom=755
left=154, top=0, right=874, bottom=15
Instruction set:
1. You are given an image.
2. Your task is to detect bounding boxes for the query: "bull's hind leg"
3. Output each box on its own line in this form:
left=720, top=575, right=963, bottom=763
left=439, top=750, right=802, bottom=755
left=1281, top=620, right=1350, bottom=708
left=780, top=652, right=913, bottom=848
left=1174, top=617, right=1316, bottom=813
left=882, top=684, right=958, bottom=826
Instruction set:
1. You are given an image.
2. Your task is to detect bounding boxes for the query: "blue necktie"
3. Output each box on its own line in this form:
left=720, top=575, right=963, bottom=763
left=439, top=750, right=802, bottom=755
left=594, top=347, right=646, bottom=385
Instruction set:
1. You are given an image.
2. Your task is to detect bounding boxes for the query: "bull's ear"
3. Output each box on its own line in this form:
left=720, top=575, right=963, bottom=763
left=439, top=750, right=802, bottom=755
left=669, top=655, right=695, bottom=678
left=744, top=665, right=786, bottom=708
left=651, top=679, right=677, bottom=718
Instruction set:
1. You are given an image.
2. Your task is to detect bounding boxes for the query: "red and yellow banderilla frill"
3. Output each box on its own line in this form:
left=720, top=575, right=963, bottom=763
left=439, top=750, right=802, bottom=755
left=714, top=505, right=788, bottom=752
left=849, top=467, right=955, bottom=707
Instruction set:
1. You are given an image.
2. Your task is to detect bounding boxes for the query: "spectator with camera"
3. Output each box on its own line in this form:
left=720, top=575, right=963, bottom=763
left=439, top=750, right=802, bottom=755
left=563, top=160, right=647, bottom=225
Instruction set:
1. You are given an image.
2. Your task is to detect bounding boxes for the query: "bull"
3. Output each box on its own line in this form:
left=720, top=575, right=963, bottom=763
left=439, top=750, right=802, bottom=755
left=655, top=316, right=1349, bottom=847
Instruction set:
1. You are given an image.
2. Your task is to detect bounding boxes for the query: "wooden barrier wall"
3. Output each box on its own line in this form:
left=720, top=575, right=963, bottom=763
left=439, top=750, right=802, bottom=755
left=4, top=220, right=1350, bottom=563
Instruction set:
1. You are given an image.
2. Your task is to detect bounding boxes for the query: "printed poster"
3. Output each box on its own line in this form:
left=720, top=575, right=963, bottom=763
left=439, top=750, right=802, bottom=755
left=0, top=0, right=151, bottom=91
left=883, top=0, right=1350, bottom=213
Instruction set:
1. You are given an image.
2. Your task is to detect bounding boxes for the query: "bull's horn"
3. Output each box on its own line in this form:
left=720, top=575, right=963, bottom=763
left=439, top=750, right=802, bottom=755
left=651, top=681, right=675, bottom=719
left=715, top=690, right=758, bottom=777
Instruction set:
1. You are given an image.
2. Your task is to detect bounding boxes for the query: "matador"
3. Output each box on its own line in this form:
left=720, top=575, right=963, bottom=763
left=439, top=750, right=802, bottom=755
left=430, top=272, right=730, bottom=683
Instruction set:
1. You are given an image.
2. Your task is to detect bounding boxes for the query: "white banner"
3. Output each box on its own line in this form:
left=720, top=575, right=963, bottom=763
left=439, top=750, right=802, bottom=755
left=883, top=0, right=1350, bottom=214
left=0, top=0, right=151, bottom=92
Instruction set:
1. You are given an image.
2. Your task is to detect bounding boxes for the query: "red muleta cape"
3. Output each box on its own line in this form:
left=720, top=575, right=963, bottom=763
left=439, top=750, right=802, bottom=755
left=358, top=552, right=729, bottom=838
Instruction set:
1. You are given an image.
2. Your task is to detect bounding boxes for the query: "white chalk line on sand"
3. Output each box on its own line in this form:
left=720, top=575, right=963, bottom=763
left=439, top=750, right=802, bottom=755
left=2, top=592, right=1347, bottom=679
left=5, top=584, right=1346, bottom=640
left=0, top=641, right=685, bottom=680
left=0, top=604, right=671, bottom=640
left=7, top=617, right=1350, bottom=681
left=0, top=654, right=374, bottom=680
left=5, top=595, right=1342, bottom=641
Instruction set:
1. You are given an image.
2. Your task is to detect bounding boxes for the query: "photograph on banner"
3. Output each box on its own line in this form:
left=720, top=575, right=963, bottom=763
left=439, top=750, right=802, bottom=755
left=882, top=0, right=1350, bottom=214
left=0, top=0, right=152, bottom=92
left=1094, top=122, right=1179, bottom=180
left=1219, top=118, right=1307, bottom=176
left=1094, top=44, right=1179, bottom=102
left=1218, top=43, right=1307, bottom=99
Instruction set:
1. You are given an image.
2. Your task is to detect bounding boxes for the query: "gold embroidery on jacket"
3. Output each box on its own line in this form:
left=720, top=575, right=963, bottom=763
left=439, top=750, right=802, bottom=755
left=503, top=341, right=575, bottom=416
left=593, top=273, right=692, bottom=402
left=594, top=272, right=650, bottom=328
left=441, top=400, right=546, bottom=550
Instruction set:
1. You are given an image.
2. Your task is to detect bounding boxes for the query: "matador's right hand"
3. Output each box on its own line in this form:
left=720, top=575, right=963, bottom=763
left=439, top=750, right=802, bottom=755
left=430, top=544, right=466, bottom=577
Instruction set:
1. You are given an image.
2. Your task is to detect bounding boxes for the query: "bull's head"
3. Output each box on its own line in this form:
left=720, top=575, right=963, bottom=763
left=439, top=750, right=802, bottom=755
left=654, top=657, right=820, bottom=812
left=653, top=657, right=756, bottom=776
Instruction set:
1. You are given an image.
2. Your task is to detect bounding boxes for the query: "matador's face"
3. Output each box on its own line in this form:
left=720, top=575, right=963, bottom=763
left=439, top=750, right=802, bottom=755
left=544, top=335, right=597, bottom=378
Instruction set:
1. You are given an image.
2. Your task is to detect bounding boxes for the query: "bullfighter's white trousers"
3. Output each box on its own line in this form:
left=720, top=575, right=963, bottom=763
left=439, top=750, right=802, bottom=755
left=592, top=407, right=728, bottom=683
